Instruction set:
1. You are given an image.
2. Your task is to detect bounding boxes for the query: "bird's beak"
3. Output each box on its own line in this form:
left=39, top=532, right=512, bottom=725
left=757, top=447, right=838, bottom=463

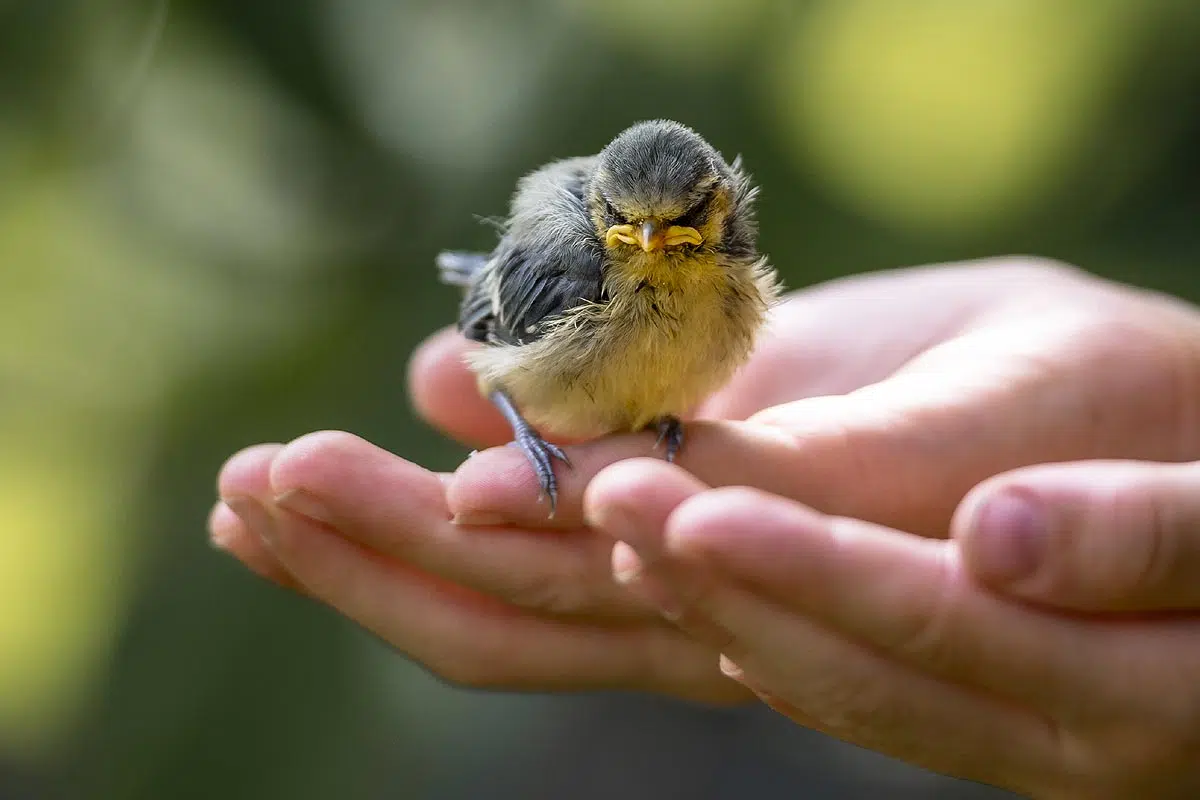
left=605, top=220, right=703, bottom=251
left=636, top=220, right=662, bottom=252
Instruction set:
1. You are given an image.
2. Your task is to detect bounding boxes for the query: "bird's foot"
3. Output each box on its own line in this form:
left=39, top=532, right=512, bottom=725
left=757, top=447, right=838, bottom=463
left=652, top=415, right=685, bottom=463
left=489, top=390, right=572, bottom=517
left=508, top=428, right=572, bottom=517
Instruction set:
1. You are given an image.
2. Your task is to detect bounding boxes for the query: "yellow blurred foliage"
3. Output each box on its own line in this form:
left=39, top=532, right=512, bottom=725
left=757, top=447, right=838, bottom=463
left=0, top=9, right=343, bottom=760
left=0, top=426, right=142, bottom=759
left=769, top=0, right=1144, bottom=234
left=0, top=169, right=163, bottom=759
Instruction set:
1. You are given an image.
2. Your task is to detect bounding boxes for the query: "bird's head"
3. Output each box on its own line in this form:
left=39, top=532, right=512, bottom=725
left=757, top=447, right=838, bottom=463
left=588, top=120, right=735, bottom=256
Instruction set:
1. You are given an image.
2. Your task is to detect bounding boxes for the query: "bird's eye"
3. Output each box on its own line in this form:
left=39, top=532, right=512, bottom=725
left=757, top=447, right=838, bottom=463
left=670, top=205, right=704, bottom=229
left=669, top=204, right=706, bottom=229
left=668, top=189, right=714, bottom=229
left=604, top=199, right=625, bottom=223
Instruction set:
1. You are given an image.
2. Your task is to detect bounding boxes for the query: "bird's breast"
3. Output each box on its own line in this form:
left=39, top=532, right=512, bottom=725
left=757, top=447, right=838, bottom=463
left=470, top=259, right=764, bottom=438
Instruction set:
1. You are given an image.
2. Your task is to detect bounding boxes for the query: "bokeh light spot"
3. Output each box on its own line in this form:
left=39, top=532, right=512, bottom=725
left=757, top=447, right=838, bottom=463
left=768, top=0, right=1140, bottom=235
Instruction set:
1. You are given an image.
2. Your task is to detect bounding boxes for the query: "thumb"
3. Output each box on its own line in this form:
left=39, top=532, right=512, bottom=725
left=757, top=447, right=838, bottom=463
left=955, top=460, right=1200, bottom=612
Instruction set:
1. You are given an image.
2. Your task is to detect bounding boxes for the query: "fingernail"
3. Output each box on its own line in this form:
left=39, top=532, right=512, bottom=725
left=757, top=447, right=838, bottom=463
left=207, top=503, right=234, bottom=552
left=209, top=524, right=234, bottom=553
left=273, top=488, right=329, bottom=524
left=718, top=654, right=744, bottom=680
left=611, top=541, right=645, bottom=583
left=969, top=490, right=1047, bottom=583
left=223, top=495, right=279, bottom=548
left=209, top=532, right=231, bottom=553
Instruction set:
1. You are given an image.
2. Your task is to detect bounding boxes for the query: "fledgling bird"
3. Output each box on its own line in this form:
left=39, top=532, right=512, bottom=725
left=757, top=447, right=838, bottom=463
left=437, top=119, right=781, bottom=514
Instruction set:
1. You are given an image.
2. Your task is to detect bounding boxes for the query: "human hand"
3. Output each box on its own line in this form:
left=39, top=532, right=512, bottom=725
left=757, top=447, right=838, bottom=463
left=211, top=436, right=744, bottom=703
left=581, top=454, right=1200, bottom=797
left=210, top=257, right=1200, bottom=704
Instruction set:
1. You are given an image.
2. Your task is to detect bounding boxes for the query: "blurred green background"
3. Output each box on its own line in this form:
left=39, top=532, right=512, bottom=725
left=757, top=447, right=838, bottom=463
left=2, top=1, right=1198, bottom=798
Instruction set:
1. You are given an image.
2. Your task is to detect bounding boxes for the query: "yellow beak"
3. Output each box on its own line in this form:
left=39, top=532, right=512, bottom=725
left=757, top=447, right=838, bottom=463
left=636, top=220, right=661, bottom=252
left=604, top=222, right=703, bottom=251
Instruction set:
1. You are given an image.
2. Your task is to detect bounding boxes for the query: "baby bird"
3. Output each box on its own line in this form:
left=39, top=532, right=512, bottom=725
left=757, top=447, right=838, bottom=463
left=437, top=119, right=780, bottom=514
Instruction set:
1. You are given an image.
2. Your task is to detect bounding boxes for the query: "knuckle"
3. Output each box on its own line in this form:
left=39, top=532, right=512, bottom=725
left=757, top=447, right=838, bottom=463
left=502, top=569, right=592, bottom=615
left=878, top=546, right=965, bottom=671
left=1075, top=481, right=1174, bottom=605
left=1121, top=487, right=1176, bottom=603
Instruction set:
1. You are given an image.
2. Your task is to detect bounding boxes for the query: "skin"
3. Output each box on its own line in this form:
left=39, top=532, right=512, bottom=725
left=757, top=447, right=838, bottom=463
left=212, top=256, right=1200, bottom=796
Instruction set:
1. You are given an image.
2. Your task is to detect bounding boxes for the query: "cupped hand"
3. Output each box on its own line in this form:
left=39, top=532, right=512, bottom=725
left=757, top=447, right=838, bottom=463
left=212, top=436, right=742, bottom=702
left=209, top=256, right=1200, bottom=704
left=582, top=453, right=1200, bottom=797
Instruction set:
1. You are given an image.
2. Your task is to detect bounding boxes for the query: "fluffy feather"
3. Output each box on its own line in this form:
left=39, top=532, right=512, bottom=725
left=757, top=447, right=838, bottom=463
left=442, top=119, right=781, bottom=439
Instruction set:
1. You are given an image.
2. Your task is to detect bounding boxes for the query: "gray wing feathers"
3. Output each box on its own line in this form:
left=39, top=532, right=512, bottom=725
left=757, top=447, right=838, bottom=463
left=436, top=251, right=490, bottom=288
left=441, top=157, right=606, bottom=345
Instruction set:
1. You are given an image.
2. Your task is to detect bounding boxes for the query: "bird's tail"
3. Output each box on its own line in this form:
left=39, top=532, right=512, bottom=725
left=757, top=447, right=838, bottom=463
left=436, top=251, right=489, bottom=288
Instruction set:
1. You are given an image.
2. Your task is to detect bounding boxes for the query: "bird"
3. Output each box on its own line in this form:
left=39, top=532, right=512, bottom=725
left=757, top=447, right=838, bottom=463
left=437, top=119, right=781, bottom=515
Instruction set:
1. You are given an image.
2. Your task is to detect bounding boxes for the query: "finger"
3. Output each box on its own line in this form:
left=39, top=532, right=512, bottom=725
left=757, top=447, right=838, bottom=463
left=591, top=460, right=1130, bottom=719
left=265, top=431, right=658, bottom=619
left=584, top=459, right=721, bottom=625
left=448, top=419, right=804, bottom=531
left=956, top=460, right=1200, bottom=611
left=764, top=303, right=1196, bottom=536
left=586, top=466, right=1053, bottom=789
left=585, top=458, right=712, bottom=559
left=215, top=442, right=298, bottom=586
left=239, top=491, right=749, bottom=704
left=208, top=501, right=305, bottom=592
left=216, top=442, right=285, bottom=499
left=407, top=326, right=510, bottom=449
left=669, top=487, right=1200, bottom=756
left=671, top=487, right=1110, bottom=716
left=710, top=598, right=1052, bottom=792
left=698, top=258, right=1045, bottom=421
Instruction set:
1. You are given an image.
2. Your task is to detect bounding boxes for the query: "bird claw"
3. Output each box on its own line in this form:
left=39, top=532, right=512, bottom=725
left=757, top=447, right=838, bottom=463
left=511, top=429, right=571, bottom=517
left=653, top=416, right=684, bottom=463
